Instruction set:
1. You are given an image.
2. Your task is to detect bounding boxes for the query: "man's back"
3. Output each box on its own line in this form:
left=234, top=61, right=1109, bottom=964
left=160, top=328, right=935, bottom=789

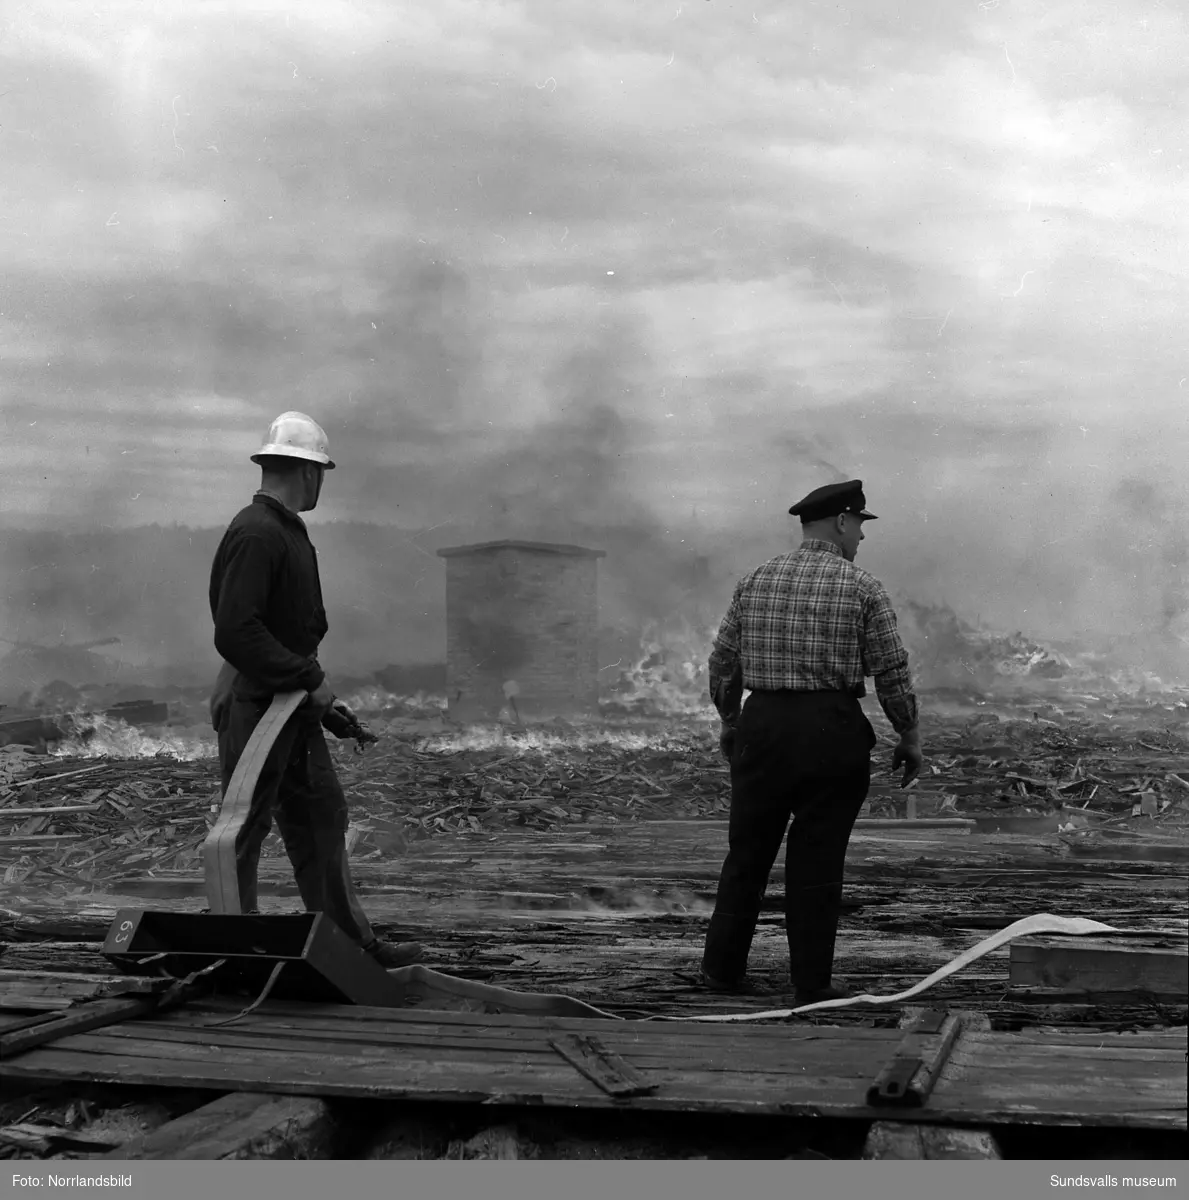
left=730, top=541, right=886, bottom=695
left=711, top=539, right=915, bottom=731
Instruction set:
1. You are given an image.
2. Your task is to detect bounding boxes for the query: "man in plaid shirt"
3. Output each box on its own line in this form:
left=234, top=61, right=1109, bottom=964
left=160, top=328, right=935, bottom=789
left=701, top=480, right=922, bottom=1003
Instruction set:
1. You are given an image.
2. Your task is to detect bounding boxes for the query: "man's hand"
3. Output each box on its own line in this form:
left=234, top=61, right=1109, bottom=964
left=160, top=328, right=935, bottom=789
left=336, top=701, right=379, bottom=748
left=892, top=727, right=923, bottom=788
left=306, top=680, right=335, bottom=716
left=713, top=662, right=744, bottom=727
left=718, top=721, right=736, bottom=763
left=323, top=700, right=379, bottom=748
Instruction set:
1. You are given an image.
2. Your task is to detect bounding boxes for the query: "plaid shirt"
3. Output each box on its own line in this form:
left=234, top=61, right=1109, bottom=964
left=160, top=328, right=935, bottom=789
left=708, top=539, right=918, bottom=734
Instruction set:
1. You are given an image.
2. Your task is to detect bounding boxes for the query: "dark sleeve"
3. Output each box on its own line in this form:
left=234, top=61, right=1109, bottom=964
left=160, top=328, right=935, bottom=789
left=212, top=533, right=325, bottom=695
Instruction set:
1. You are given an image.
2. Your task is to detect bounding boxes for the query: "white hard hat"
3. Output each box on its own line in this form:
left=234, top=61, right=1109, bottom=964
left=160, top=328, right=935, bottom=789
left=250, top=411, right=336, bottom=469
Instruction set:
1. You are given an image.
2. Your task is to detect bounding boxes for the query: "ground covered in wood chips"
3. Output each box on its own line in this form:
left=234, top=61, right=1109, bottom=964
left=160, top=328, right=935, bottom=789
left=1, top=685, right=1187, bottom=1162
left=2, top=686, right=1188, bottom=889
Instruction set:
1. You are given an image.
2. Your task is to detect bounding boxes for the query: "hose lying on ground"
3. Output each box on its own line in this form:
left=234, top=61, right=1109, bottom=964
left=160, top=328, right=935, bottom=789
left=665, top=912, right=1122, bottom=1023
left=392, top=913, right=1134, bottom=1023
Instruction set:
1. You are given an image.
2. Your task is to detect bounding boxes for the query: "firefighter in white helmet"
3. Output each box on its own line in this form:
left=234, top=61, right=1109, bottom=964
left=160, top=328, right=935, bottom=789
left=207, top=412, right=423, bottom=969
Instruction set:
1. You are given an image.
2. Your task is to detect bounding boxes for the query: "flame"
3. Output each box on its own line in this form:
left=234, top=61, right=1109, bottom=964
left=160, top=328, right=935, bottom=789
left=51, top=713, right=216, bottom=761
left=337, top=686, right=448, bottom=717
left=1101, top=666, right=1189, bottom=698
left=602, top=619, right=716, bottom=717
left=415, top=721, right=714, bottom=755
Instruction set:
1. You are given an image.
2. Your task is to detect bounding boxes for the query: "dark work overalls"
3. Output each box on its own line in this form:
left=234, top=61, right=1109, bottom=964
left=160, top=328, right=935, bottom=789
left=701, top=688, right=875, bottom=991
left=209, top=495, right=374, bottom=946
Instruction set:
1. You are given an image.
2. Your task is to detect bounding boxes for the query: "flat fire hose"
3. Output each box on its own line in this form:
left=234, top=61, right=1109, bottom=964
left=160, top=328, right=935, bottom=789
left=202, top=690, right=308, bottom=914
left=382, top=914, right=1130, bottom=1024
left=655, top=913, right=1124, bottom=1023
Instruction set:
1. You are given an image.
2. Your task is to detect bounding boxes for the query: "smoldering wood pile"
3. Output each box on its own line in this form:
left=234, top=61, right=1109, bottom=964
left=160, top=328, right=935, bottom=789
left=3, top=691, right=1188, bottom=887
left=0, top=696, right=1184, bottom=1018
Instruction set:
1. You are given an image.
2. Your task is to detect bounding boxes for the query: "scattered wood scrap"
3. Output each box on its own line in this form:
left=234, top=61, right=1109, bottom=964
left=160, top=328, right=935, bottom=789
left=549, top=1032, right=657, bottom=1098
left=0, top=756, right=218, bottom=886
left=1, top=700, right=1186, bottom=900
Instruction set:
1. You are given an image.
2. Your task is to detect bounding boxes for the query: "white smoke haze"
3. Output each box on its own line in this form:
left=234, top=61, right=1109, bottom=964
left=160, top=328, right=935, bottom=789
left=2, top=1, right=1188, bottom=700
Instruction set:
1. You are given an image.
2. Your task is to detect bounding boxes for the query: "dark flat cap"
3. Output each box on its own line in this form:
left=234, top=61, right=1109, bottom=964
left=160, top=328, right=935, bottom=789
left=789, top=479, right=878, bottom=522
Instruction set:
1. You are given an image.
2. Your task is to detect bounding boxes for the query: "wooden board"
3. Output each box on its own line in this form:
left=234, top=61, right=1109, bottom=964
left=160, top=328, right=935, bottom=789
left=0, top=996, right=158, bottom=1058
left=548, top=1033, right=657, bottom=1097
left=1010, top=937, right=1188, bottom=996
left=0, top=969, right=166, bottom=1012
left=3, top=817, right=1185, bottom=1028
left=2, top=999, right=1183, bottom=1130
left=932, top=1029, right=1186, bottom=1128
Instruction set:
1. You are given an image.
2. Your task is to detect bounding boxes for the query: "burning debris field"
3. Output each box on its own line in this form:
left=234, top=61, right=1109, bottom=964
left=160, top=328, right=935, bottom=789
left=1, top=656, right=1186, bottom=1162
left=3, top=666, right=1188, bottom=887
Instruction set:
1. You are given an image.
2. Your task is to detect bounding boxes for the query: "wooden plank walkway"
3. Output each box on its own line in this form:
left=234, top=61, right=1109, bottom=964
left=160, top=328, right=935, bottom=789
left=2, top=998, right=1184, bottom=1131
left=2, top=819, right=1185, bottom=1028
left=97, top=819, right=1189, bottom=913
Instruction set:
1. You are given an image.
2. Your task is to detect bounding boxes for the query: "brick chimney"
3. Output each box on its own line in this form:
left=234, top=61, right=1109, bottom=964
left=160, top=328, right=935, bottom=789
left=436, top=539, right=605, bottom=723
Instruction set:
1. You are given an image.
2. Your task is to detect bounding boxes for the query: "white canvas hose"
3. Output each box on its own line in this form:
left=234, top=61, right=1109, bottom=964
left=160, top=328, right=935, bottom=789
left=652, top=913, right=1125, bottom=1024
left=413, top=913, right=1129, bottom=1023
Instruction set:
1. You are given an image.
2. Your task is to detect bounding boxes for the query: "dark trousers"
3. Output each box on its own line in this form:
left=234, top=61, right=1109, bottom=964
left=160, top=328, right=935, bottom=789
left=217, top=697, right=374, bottom=946
left=702, top=690, right=874, bottom=989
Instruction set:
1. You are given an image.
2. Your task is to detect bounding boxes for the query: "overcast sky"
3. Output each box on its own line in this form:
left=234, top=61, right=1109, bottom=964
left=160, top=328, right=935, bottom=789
left=1, top=0, right=1187, bottom=649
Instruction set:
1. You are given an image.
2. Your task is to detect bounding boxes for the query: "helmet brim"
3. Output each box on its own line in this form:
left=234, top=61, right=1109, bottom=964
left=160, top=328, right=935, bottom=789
left=251, top=446, right=335, bottom=469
